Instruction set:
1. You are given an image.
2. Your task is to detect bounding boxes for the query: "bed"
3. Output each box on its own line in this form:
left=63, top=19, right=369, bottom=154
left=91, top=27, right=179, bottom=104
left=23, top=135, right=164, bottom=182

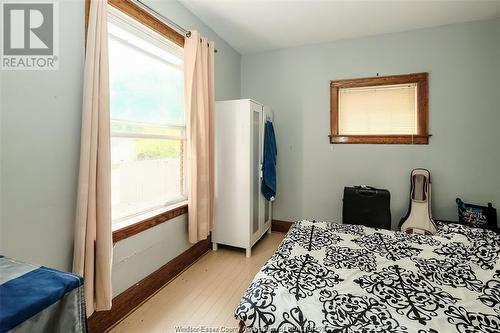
left=234, top=220, right=500, bottom=332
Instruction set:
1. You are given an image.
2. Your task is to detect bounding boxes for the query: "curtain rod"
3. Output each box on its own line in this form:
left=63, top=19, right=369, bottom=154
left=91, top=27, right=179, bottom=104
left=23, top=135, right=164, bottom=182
left=132, top=0, right=218, bottom=53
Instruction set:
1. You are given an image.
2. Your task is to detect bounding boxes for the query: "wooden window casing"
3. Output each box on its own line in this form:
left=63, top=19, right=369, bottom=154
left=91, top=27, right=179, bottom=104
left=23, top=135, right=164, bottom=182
left=330, top=73, right=429, bottom=144
left=112, top=204, right=188, bottom=243
left=85, top=0, right=185, bottom=47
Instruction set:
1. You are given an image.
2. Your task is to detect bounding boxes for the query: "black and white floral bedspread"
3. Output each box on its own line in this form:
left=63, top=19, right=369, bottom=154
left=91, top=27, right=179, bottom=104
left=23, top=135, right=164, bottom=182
left=234, top=220, right=500, bottom=332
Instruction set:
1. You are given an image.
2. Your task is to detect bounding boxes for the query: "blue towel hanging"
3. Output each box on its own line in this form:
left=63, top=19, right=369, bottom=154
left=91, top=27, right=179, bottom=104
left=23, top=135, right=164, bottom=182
left=261, top=121, right=277, bottom=201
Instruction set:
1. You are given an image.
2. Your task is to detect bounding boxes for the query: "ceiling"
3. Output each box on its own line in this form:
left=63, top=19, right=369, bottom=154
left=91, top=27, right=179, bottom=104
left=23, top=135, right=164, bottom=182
left=180, top=0, right=500, bottom=54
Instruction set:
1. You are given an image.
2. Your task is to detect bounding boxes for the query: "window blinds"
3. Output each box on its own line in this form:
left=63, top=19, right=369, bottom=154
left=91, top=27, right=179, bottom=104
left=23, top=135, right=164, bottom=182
left=338, top=83, right=418, bottom=135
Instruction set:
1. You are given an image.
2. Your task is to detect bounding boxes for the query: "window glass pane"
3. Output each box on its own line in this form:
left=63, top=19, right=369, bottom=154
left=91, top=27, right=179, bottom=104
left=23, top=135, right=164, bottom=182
left=338, top=83, right=417, bottom=135
left=111, top=137, right=184, bottom=221
left=108, top=7, right=186, bottom=223
left=108, top=22, right=184, bottom=128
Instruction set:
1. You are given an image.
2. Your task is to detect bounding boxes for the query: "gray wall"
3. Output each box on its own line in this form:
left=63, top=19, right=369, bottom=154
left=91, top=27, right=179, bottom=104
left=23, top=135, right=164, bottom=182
left=0, top=0, right=241, bottom=296
left=1, top=0, right=85, bottom=270
left=241, top=19, right=500, bottom=228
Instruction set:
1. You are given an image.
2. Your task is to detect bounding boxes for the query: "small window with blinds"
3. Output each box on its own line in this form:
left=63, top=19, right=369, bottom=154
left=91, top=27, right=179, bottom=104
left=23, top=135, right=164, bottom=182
left=330, top=73, right=429, bottom=144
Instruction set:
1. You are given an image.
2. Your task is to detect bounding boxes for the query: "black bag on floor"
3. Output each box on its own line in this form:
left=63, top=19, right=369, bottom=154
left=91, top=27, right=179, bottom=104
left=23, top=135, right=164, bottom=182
left=456, top=198, right=497, bottom=229
left=343, top=186, right=391, bottom=229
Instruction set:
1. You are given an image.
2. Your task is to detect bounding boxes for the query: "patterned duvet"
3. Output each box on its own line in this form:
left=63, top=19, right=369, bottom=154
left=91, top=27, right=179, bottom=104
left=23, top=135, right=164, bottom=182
left=234, top=220, right=500, bottom=332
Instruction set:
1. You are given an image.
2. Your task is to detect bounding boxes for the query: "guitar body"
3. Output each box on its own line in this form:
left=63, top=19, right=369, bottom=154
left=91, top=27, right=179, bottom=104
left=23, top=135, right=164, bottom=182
left=400, top=169, right=437, bottom=235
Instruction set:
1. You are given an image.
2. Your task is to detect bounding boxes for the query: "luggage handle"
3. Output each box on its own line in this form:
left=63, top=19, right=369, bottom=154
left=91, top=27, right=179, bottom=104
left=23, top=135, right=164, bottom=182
left=358, top=189, right=377, bottom=197
left=355, top=185, right=378, bottom=190
left=355, top=185, right=378, bottom=197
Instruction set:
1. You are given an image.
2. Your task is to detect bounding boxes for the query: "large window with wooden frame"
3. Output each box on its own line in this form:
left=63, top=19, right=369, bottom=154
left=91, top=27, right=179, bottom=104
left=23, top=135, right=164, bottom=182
left=108, top=6, right=186, bottom=228
left=84, top=0, right=189, bottom=238
left=330, top=73, right=429, bottom=144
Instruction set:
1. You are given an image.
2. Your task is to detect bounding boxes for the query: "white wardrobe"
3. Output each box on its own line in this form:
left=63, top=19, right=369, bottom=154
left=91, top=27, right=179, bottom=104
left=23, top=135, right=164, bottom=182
left=212, top=99, right=273, bottom=257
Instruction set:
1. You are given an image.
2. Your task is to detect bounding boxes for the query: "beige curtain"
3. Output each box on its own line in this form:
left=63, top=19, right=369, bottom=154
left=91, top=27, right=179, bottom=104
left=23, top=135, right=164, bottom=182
left=73, top=0, right=112, bottom=316
left=184, top=31, right=215, bottom=243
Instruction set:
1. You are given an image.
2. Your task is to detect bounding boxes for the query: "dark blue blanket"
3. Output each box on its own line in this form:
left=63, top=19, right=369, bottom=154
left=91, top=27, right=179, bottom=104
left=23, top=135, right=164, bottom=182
left=0, top=261, right=84, bottom=333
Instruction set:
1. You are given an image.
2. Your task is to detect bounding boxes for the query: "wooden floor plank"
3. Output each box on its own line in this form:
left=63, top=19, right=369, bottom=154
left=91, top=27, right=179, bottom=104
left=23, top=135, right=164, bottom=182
left=110, top=232, right=284, bottom=333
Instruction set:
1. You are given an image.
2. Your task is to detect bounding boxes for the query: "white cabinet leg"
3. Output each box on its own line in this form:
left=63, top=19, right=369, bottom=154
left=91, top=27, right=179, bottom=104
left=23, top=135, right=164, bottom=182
left=267, top=226, right=272, bottom=234
left=212, top=242, right=218, bottom=251
left=246, top=247, right=251, bottom=258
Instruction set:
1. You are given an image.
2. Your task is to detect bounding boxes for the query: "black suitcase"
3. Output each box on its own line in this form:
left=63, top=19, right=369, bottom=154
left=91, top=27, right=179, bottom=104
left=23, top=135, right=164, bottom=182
left=343, top=186, right=391, bottom=229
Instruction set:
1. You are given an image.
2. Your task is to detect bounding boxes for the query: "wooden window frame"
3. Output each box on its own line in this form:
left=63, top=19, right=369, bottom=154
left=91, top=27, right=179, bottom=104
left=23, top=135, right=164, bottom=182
left=85, top=0, right=187, bottom=242
left=330, top=72, right=429, bottom=144
left=85, top=0, right=185, bottom=47
left=112, top=203, right=188, bottom=243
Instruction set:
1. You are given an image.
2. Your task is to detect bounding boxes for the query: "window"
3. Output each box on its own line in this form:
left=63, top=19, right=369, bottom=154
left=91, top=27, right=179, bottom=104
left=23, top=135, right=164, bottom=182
left=330, top=73, right=429, bottom=144
left=108, top=6, right=186, bottom=224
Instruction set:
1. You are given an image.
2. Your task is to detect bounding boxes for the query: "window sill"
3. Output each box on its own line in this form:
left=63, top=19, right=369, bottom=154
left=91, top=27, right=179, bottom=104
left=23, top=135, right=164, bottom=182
left=112, top=201, right=188, bottom=243
left=329, top=135, right=430, bottom=145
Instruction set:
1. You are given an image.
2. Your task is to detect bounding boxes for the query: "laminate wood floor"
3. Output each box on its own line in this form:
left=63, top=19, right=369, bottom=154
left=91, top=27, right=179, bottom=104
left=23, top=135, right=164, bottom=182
left=109, top=232, right=285, bottom=333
